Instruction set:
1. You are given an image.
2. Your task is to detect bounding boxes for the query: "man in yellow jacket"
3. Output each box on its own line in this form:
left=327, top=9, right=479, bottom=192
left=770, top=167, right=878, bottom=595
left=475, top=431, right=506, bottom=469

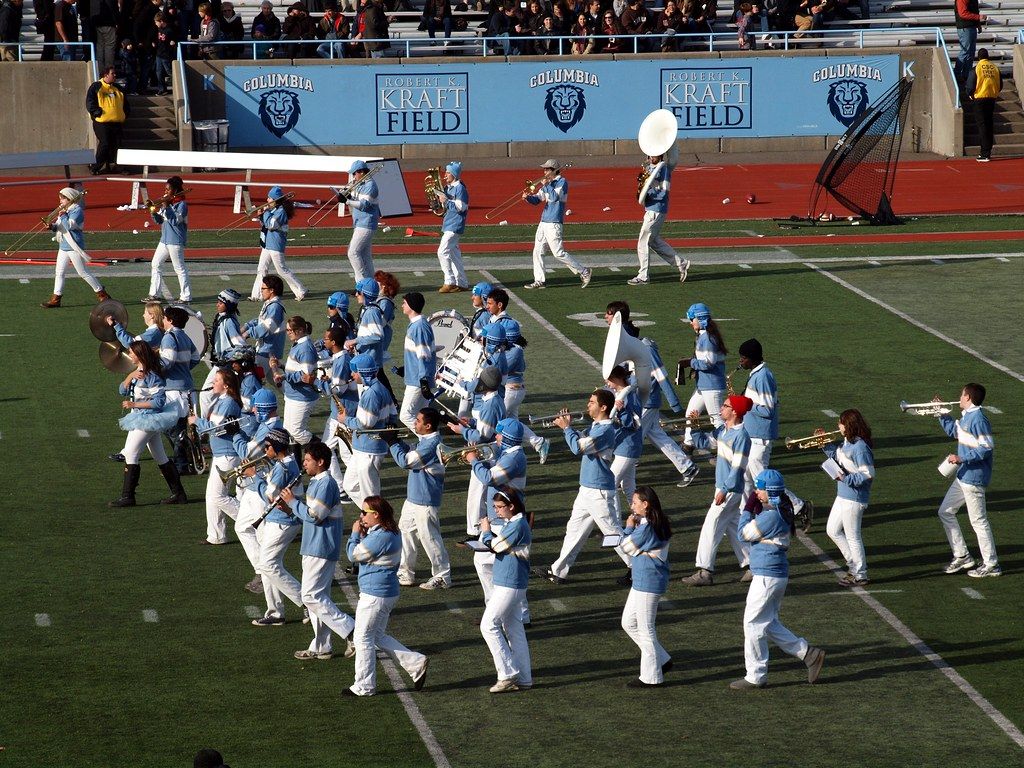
left=85, top=65, right=130, bottom=175
left=965, top=48, right=1001, bottom=162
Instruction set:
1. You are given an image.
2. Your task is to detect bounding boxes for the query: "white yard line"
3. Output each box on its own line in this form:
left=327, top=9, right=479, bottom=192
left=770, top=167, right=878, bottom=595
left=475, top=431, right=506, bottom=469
left=868, top=260, right=882, bottom=266
left=805, top=263, right=1024, bottom=384
left=77, top=429, right=90, bottom=438
left=961, top=588, right=985, bottom=600
left=827, top=589, right=903, bottom=595
left=984, top=406, right=1002, bottom=415
left=19, top=278, right=29, bottom=284
left=142, top=609, right=159, bottom=623
left=738, top=263, right=752, bottom=269
left=414, top=270, right=425, bottom=277
left=244, top=605, right=262, bottom=619
left=930, top=258, right=945, bottom=265
left=608, top=266, right=620, bottom=272
left=799, top=531, right=1024, bottom=750
left=335, top=579, right=450, bottom=768
left=445, top=602, right=464, bottom=615
left=821, top=409, right=839, bottom=418
left=35, top=613, right=51, bottom=627
left=548, top=599, right=568, bottom=613
left=997, top=257, right=1010, bottom=263
left=219, top=274, right=231, bottom=281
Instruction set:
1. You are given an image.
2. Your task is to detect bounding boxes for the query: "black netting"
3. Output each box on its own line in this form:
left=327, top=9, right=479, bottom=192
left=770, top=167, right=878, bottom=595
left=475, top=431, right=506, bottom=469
left=810, top=77, right=914, bottom=225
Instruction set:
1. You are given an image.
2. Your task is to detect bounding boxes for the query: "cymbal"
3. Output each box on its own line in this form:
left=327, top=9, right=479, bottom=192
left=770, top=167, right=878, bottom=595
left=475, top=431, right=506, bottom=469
left=99, top=341, right=135, bottom=374
left=90, top=299, right=129, bottom=343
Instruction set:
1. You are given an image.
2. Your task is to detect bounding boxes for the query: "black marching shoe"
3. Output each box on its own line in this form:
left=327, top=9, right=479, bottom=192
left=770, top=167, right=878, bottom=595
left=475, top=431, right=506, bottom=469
left=109, top=464, right=141, bottom=507
left=158, top=461, right=189, bottom=504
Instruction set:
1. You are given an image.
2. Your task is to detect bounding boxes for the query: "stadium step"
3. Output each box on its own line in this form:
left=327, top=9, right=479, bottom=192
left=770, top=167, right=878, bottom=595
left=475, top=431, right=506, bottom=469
left=962, top=77, right=1023, bottom=156
left=122, top=93, right=179, bottom=151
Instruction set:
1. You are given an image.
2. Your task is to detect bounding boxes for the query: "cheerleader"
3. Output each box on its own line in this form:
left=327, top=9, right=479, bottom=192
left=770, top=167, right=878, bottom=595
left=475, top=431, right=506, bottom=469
left=189, top=368, right=244, bottom=545
left=480, top=486, right=532, bottom=693
left=241, top=275, right=286, bottom=377
left=620, top=486, right=672, bottom=687
left=346, top=495, right=429, bottom=696
left=143, top=176, right=191, bottom=303
left=199, top=288, right=246, bottom=418
left=250, top=186, right=306, bottom=302
left=40, top=187, right=110, bottom=309
left=679, top=302, right=728, bottom=448
left=109, top=341, right=187, bottom=507
left=822, top=409, right=875, bottom=587
left=270, top=316, right=319, bottom=457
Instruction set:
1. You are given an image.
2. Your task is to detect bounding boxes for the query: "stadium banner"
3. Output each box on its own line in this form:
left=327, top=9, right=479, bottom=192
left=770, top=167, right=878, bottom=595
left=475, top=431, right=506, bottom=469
left=223, top=55, right=900, bottom=147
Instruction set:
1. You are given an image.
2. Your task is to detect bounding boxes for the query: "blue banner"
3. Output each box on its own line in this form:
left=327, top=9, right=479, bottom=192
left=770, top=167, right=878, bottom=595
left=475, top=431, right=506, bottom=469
left=224, top=56, right=900, bottom=147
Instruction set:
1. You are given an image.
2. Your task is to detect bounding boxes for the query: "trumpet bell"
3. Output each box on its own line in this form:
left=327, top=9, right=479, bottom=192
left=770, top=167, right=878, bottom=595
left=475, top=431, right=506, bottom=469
left=638, top=109, right=679, bottom=165
left=603, top=312, right=652, bottom=405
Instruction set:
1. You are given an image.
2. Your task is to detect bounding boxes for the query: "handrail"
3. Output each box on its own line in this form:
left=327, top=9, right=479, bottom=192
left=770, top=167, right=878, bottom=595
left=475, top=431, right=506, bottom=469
left=1018, top=28, right=1024, bottom=43
left=177, top=43, right=191, bottom=125
left=9, top=41, right=96, bottom=78
left=936, top=32, right=960, bottom=109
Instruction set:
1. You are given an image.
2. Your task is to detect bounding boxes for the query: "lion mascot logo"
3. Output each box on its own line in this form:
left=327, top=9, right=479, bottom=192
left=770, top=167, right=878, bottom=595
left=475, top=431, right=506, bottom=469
left=258, top=89, right=302, bottom=138
left=544, top=85, right=587, bottom=134
left=827, top=79, right=869, bottom=127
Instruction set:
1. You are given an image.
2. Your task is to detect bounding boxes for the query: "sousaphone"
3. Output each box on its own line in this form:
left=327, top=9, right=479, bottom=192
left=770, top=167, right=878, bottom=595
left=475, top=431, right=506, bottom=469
left=637, top=109, right=680, bottom=204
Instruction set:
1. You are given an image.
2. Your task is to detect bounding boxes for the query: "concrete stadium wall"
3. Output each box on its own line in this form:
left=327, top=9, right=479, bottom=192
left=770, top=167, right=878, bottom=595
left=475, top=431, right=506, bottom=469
left=1014, top=44, right=1023, bottom=97
left=177, top=48, right=958, bottom=157
left=0, top=62, right=95, bottom=154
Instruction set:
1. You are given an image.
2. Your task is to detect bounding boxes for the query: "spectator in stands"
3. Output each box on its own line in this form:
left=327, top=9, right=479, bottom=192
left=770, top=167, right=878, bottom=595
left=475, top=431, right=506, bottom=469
left=487, top=1, right=525, bottom=54
left=251, top=0, right=281, bottom=38
left=953, top=0, right=986, bottom=83
left=133, top=0, right=160, bottom=92
left=597, top=9, right=624, bottom=51
left=281, top=2, right=318, bottom=57
left=218, top=1, right=242, bottom=57
left=86, top=64, right=129, bottom=174
left=550, top=2, right=569, bottom=33
left=117, top=38, right=138, bottom=92
left=735, top=1, right=754, bottom=47
left=0, top=0, right=23, bottom=61
left=966, top=48, right=1001, bottom=162
left=694, top=0, right=715, bottom=31
left=522, top=0, right=543, bottom=27
left=420, top=0, right=453, bottom=41
left=54, top=0, right=79, bottom=60
left=359, top=0, right=391, bottom=56
left=533, top=14, right=563, bottom=53
left=619, top=0, right=653, bottom=51
left=33, top=0, right=56, bottom=60
left=89, top=0, right=116, bottom=70
left=153, top=11, right=176, bottom=93
left=197, top=1, right=221, bottom=58
left=793, top=0, right=830, bottom=44
left=569, top=10, right=594, bottom=52
left=317, top=0, right=349, bottom=56
left=655, top=0, right=681, bottom=50
left=583, top=0, right=599, bottom=27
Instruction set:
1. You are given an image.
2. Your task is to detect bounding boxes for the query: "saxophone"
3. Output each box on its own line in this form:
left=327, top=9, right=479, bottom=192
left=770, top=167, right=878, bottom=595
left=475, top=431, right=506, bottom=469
left=425, top=167, right=446, bottom=217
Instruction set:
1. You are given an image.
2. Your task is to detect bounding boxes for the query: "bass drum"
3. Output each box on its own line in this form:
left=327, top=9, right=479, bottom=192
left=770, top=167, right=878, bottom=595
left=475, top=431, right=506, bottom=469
left=170, top=304, right=210, bottom=360
left=427, top=309, right=470, bottom=358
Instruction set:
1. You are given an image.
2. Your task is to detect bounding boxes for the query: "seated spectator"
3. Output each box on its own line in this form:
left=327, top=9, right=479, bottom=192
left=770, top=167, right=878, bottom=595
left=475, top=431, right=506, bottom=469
left=282, top=1, right=319, bottom=57
left=735, top=1, right=754, bottom=48
left=219, top=1, right=243, bottom=57
left=0, top=0, right=23, bottom=62
left=619, top=0, right=653, bottom=51
left=656, top=0, right=682, bottom=51
left=584, top=0, right=600, bottom=27
left=569, top=10, right=594, bottom=52
left=695, top=0, right=716, bottom=31
left=533, top=13, right=562, bottom=53
left=487, top=1, right=526, bottom=55
left=420, top=0, right=453, bottom=40
left=252, top=22, right=277, bottom=56
left=251, top=0, right=282, bottom=39
left=196, top=1, right=222, bottom=59
left=316, top=0, right=350, bottom=56
left=550, top=1, right=569, bottom=34
left=523, top=0, right=545, bottom=28
left=597, top=9, right=624, bottom=52
left=793, top=0, right=831, bottom=43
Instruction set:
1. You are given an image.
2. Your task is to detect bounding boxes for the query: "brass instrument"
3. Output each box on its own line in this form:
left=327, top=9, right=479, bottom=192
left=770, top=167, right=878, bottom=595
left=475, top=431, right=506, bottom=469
left=527, top=410, right=585, bottom=429
left=353, top=426, right=416, bottom=439
left=636, top=165, right=651, bottom=198
left=216, top=192, right=294, bottom=236
left=725, top=365, right=744, bottom=396
left=660, top=414, right=716, bottom=432
left=439, top=443, right=494, bottom=466
left=425, top=166, right=446, bottom=217
left=183, top=398, right=207, bottom=475
left=218, top=454, right=272, bottom=484
left=4, top=192, right=86, bottom=257
left=785, top=429, right=842, bottom=450
left=484, top=162, right=573, bottom=221
left=308, top=163, right=385, bottom=226
left=899, top=399, right=959, bottom=417
left=198, top=416, right=246, bottom=436
left=145, top=188, right=191, bottom=214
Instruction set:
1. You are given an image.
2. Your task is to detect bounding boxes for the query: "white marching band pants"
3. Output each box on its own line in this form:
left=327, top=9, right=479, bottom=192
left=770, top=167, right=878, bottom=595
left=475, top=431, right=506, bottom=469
left=682, top=388, right=725, bottom=445
left=399, top=385, right=429, bottom=432
left=504, top=386, right=545, bottom=452
left=283, top=396, right=317, bottom=446
left=322, top=417, right=353, bottom=488
left=351, top=592, right=427, bottom=696
left=621, top=588, right=670, bottom=685
left=53, top=247, right=102, bottom=294
left=744, top=438, right=806, bottom=511
left=398, top=500, right=452, bottom=584
left=640, top=408, right=694, bottom=474
left=550, top=487, right=629, bottom=580
left=938, top=478, right=998, bottom=568
left=481, top=585, right=533, bottom=686
left=149, top=242, right=191, bottom=302
left=743, top=574, right=809, bottom=685
left=250, top=248, right=306, bottom=300
left=826, top=496, right=868, bottom=580
left=437, top=231, right=468, bottom=288
left=235, top=488, right=266, bottom=573
left=466, top=471, right=487, bottom=537
left=341, top=450, right=383, bottom=509
left=610, top=455, right=639, bottom=518
left=347, top=227, right=375, bottom=282
left=531, top=222, right=585, bottom=283
left=258, top=520, right=302, bottom=619
left=301, top=555, right=356, bottom=655
left=206, top=454, right=241, bottom=544
left=636, top=210, right=682, bottom=281
left=122, top=429, right=168, bottom=464
left=694, top=490, right=749, bottom=572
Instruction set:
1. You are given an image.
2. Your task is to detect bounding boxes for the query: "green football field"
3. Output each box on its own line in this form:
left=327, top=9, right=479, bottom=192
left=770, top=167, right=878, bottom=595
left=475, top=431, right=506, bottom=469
left=1, top=221, right=1022, bottom=767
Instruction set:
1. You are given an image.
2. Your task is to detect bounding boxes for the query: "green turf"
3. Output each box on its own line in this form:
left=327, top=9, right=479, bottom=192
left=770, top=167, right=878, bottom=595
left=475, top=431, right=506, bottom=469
left=0, top=252, right=1021, bottom=767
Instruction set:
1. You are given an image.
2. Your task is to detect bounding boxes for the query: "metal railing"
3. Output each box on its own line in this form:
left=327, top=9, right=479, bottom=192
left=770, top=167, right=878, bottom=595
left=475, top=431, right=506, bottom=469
left=4, top=41, right=97, bottom=79
left=1017, top=28, right=1024, bottom=43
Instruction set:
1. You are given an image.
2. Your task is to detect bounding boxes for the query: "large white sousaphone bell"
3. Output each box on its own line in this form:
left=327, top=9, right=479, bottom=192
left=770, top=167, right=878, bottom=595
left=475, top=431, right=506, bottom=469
left=602, top=311, right=653, bottom=405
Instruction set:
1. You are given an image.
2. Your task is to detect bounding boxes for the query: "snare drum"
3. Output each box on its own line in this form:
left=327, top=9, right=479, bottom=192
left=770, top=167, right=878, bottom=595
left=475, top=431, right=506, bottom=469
left=428, top=309, right=470, bottom=358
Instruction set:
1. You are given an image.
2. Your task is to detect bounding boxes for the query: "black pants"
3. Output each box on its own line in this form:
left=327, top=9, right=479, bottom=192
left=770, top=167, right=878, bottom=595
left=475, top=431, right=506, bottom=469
left=973, top=97, right=995, bottom=159
left=93, top=121, right=123, bottom=170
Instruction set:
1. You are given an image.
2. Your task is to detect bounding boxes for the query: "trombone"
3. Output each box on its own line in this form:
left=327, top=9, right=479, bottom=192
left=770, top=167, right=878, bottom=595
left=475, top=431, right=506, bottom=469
left=785, top=429, right=842, bottom=450
left=438, top=443, right=494, bottom=466
left=352, top=426, right=416, bottom=439
left=218, top=454, right=272, bottom=484
left=4, top=193, right=86, bottom=257
left=527, top=410, right=585, bottom=429
left=899, top=399, right=959, bottom=416
left=660, top=414, right=716, bottom=432
left=308, top=163, right=385, bottom=226
left=484, top=161, right=573, bottom=221
left=216, top=192, right=294, bottom=236
left=144, top=188, right=191, bottom=214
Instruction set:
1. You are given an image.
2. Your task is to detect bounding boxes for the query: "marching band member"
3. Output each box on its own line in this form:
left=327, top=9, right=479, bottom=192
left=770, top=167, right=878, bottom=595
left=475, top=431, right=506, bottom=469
left=343, top=160, right=380, bottom=282
left=317, top=326, right=357, bottom=488
left=189, top=367, right=245, bottom=545
left=523, top=159, right=592, bottom=290
left=250, top=186, right=306, bottom=302
left=627, top=153, right=689, bottom=286
left=40, top=187, right=110, bottom=309
left=534, top=389, right=630, bottom=584
left=242, top=275, right=287, bottom=378
left=225, top=346, right=263, bottom=430
left=449, top=366, right=506, bottom=547
left=500, top=319, right=549, bottom=462
left=143, top=176, right=191, bottom=304
left=386, top=407, right=451, bottom=590
left=345, top=495, right=430, bottom=696
left=278, top=442, right=356, bottom=661
left=679, top=302, right=728, bottom=450
left=397, top=292, right=436, bottom=432
left=936, top=383, right=1000, bottom=578
left=249, top=387, right=284, bottom=446
left=484, top=288, right=515, bottom=337
left=731, top=469, right=825, bottom=690
left=160, top=305, right=202, bottom=476
left=681, top=395, right=753, bottom=587
left=109, top=341, right=187, bottom=507
left=605, top=302, right=698, bottom=487
left=199, top=288, right=246, bottom=418
left=435, top=161, right=470, bottom=293
left=605, top=365, right=643, bottom=526
left=344, top=278, right=386, bottom=366
left=249, top=428, right=305, bottom=624
left=340, top=353, right=392, bottom=508
left=326, top=291, right=356, bottom=338
left=821, top=409, right=875, bottom=587
left=620, top=486, right=672, bottom=687
left=270, top=316, right=319, bottom=456
left=375, top=270, right=400, bottom=359
left=470, top=282, right=493, bottom=339
left=479, top=486, right=533, bottom=693
left=466, top=418, right=528, bottom=605
left=108, top=302, right=164, bottom=351
left=235, top=422, right=288, bottom=596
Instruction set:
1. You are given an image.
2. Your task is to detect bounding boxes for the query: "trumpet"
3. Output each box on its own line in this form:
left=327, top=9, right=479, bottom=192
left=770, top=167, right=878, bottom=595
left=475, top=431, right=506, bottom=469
left=660, top=414, right=716, bottom=432
left=218, top=454, right=271, bottom=484
left=438, top=443, right=494, bottom=466
left=899, top=399, right=959, bottom=416
left=484, top=162, right=573, bottom=221
left=217, top=192, right=294, bottom=236
left=308, top=164, right=385, bottom=226
left=425, top=166, right=445, bottom=217
left=4, top=193, right=86, bottom=257
left=527, top=410, right=585, bottom=429
left=785, top=429, right=842, bottom=450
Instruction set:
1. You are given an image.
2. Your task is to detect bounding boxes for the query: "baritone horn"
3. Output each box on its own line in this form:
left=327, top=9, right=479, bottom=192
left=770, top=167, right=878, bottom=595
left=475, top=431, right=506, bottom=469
left=439, top=443, right=494, bottom=466
left=785, top=429, right=842, bottom=450
left=637, top=108, right=679, bottom=204
left=899, top=399, right=959, bottom=416
left=425, top=166, right=445, bottom=217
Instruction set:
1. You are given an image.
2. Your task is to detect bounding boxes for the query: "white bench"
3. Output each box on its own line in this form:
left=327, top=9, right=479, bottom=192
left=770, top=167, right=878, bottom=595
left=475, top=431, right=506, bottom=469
left=0, top=149, right=97, bottom=188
